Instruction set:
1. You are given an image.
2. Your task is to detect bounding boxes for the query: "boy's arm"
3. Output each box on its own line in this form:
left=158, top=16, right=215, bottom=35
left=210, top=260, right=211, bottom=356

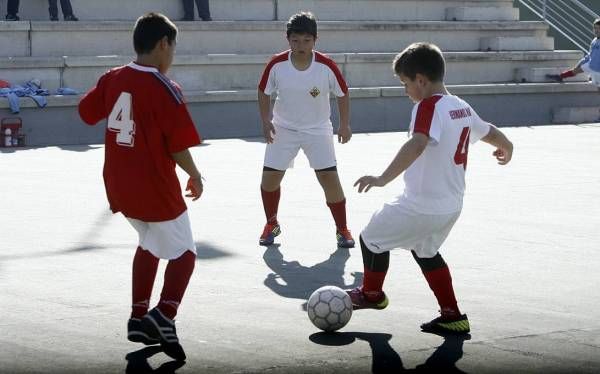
left=355, top=133, right=428, bottom=193
left=336, top=94, right=351, bottom=144
left=78, top=76, right=107, bottom=125
left=258, top=90, right=275, bottom=143
left=172, top=149, right=203, bottom=201
left=480, top=125, right=513, bottom=165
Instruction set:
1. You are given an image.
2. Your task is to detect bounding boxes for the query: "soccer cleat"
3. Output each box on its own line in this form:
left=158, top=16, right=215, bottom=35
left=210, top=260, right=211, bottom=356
left=259, top=223, right=281, bottom=246
left=545, top=73, right=563, bottom=82
left=346, top=287, right=389, bottom=310
left=421, top=314, right=470, bottom=335
left=336, top=229, right=355, bottom=248
left=141, top=308, right=186, bottom=361
left=127, top=318, right=159, bottom=345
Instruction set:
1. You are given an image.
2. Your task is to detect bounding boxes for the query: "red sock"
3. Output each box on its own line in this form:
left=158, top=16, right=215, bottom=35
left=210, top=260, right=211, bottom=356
left=363, top=268, right=387, bottom=301
left=131, top=247, right=159, bottom=319
left=157, top=250, right=196, bottom=320
left=422, top=265, right=461, bottom=318
left=560, top=70, right=576, bottom=79
left=261, top=187, right=280, bottom=225
left=327, top=198, right=348, bottom=231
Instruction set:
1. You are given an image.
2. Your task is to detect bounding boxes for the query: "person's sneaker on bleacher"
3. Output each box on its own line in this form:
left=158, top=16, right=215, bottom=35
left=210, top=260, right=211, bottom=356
left=5, top=14, right=19, bottom=21
left=421, top=313, right=470, bottom=335
left=141, top=308, right=186, bottom=361
left=545, top=73, right=563, bottom=82
left=64, top=14, right=78, bottom=21
left=259, top=223, right=281, bottom=246
left=127, top=318, right=159, bottom=345
left=336, top=228, right=355, bottom=248
left=346, top=287, right=389, bottom=310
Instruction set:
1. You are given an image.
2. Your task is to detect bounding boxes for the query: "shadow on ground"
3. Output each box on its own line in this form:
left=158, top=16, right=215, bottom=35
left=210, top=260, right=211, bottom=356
left=310, top=331, right=469, bottom=373
left=125, top=346, right=185, bottom=373
left=263, top=245, right=363, bottom=310
left=194, top=241, right=234, bottom=260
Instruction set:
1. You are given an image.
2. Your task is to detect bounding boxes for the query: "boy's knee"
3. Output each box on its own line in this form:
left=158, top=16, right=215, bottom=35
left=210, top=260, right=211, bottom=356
left=360, top=235, right=389, bottom=272
left=411, top=250, right=446, bottom=271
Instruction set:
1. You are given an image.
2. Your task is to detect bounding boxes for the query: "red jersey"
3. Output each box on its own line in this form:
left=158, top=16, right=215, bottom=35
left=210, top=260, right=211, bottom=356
left=78, top=62, right=201, bottom=221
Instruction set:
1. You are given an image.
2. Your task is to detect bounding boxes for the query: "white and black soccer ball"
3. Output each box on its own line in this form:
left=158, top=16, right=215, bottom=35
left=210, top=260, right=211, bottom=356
left=307, top=285, right=353, bottom=332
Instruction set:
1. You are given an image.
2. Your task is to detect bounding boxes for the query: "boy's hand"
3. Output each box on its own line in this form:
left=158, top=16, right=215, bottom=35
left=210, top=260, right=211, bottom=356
left=263, top=121, right=276, bottom=144
left=493, top=146, right=512, bottom=165
left=185, top=177, right=203, bottom=201
left=354, top=175, right=384, bottom=193
left=338, top=125, right=352, bottom=144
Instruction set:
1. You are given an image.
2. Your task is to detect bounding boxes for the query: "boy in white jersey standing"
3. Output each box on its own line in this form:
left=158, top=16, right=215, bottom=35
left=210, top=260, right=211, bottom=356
left=347, top=42, right=513, bottom=334
left=257, top=11, right=355, bottom=248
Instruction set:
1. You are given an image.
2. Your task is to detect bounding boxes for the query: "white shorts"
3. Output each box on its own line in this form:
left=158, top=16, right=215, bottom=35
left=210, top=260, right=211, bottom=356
left=127, top=211, right=196, bottom=260
left=264, top=126, right=336, bottom=170
left=361, top=199, right=461, bottom=258
left=581, top=62, right=600, bottom=86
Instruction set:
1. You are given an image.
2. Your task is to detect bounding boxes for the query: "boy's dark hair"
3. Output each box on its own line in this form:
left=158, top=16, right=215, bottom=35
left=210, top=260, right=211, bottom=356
left=133, top=12, right=177, bottom=55
left=393, top=42, right=445, bottom=82
left=594, top=18, right=600, bottom=26
left=286, top=11, right=317, bottom=38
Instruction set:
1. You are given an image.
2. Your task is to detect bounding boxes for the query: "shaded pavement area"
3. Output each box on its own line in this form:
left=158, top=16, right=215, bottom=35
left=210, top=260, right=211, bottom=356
left=1, top=125, right=599, bottom=373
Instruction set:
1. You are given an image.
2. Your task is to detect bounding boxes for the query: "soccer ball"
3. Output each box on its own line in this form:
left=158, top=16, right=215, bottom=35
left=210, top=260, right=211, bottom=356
left=307, top=286, right=353, bottom=332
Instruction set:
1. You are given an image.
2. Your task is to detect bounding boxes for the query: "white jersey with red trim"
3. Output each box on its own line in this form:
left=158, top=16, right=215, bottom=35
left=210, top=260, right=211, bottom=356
left=258, top=50, right=348, bottom=135
left=400, top=94, right=490, bottom=214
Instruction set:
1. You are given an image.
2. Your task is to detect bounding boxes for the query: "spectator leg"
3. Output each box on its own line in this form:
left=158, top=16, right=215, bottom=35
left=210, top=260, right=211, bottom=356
left=195, top=0, right=211, bottom=20
left=182, top=0, right=195, bottom=19
left=48, top=0, right=58, bottom=19
left=7, top=0, right=20, bottom=16
left=59, top=0, right=74, bottom=16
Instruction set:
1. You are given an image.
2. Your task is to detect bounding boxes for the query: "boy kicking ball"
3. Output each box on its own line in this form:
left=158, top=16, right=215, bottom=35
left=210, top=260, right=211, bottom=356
left=79, top=13, right=203, bottom=360
left=257, top=11, right=355, bottom=248
left=347, top=42, right=513, bottom=335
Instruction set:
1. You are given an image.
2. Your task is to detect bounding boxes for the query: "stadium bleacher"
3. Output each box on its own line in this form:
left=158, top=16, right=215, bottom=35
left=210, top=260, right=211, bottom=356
left=0, top=0, right=596, bottom=146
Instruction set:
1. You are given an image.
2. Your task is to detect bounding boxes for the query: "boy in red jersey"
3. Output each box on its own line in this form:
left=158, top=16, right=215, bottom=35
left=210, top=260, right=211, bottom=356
left=347, top=43, right=513, bottom=335
left=258, top=11, right=355, bottom=248
left=78, top=13, right=202, bottom=361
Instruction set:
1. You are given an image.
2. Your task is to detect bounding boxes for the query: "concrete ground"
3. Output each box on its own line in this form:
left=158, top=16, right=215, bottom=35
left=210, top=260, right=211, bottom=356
left=1, top=125, right=599, bottom=373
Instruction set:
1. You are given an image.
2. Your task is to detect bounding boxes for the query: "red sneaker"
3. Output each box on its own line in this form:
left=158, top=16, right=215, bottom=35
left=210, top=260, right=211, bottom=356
left=345, top=287, right=389, bottom=310
left=259, top=223, right=281, bottom=246
left=336, top=229, right=355, bottom=248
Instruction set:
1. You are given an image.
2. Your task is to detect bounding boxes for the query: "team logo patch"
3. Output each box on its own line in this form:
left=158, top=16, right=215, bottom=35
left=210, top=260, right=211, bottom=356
left=309, top=87, right=320, bottom=98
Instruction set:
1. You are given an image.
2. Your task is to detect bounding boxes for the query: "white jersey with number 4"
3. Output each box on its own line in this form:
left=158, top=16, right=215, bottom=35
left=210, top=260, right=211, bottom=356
left=400, top=94, right=491, bottom=215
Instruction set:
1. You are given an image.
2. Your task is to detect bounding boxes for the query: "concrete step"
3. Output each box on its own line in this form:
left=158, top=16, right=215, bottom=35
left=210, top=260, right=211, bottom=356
left=446, top=6, right=519, bottom=21
left=480, top=35, right=554, bottom=51
left=2, top=82, right=597, bottom=146
left=2, top=0, right=515, bottom=21
left=516, top=67, right=589, bottom=83
left=277, top=0, right=515, bottom=21
left=552, top=106, right=600, bottom=124
left=0, top=51, right=582, bottom=92
left=1, top=20, right=550, bottom=57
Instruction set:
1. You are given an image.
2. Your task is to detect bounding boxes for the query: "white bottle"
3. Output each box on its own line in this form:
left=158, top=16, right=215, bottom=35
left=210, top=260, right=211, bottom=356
left=4, top=128, right=11, bottom=147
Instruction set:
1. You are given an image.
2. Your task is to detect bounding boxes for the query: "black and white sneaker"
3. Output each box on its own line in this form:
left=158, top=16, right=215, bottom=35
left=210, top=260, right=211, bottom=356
left=141, top=308, right=186, bottom=361
left=421, top=314, right=470, bottom=335
left=127, top=318, right=159, bottom=345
